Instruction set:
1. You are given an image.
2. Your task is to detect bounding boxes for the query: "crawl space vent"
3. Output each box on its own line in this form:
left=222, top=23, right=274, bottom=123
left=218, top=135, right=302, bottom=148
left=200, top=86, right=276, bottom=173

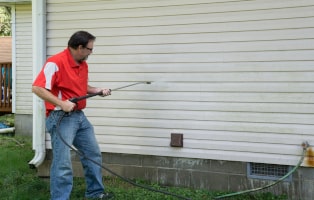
left=247, top=163, right=292, bottom=182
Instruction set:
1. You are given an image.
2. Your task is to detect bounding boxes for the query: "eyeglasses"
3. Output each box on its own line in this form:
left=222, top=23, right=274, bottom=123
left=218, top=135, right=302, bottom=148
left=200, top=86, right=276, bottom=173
left=85, top=47, right=93, bottom=51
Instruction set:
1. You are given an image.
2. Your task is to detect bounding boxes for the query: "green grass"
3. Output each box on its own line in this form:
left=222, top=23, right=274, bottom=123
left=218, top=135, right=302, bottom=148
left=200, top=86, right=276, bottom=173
left=0, top=135, right=288, bottom=200
left=0, top=113, right=14, bottom=127
left=0, top=136, right=49, bottom=200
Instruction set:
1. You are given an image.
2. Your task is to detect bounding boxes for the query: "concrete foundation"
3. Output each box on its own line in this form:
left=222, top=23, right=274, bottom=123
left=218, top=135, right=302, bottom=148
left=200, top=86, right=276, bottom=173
left=14, top=114, right=33, bottom=136
left=37, top=150, right=314, bottom=200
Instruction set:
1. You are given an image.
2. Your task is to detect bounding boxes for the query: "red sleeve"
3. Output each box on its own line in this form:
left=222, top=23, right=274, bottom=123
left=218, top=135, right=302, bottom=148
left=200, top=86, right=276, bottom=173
left=33, top=62, right=59, bottom=90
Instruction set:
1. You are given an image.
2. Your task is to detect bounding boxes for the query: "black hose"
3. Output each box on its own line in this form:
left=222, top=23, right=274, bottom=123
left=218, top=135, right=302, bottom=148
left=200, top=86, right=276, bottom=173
left=57, top=82, right=308, bottom=200
left=56, top=112, right=191, bottom=200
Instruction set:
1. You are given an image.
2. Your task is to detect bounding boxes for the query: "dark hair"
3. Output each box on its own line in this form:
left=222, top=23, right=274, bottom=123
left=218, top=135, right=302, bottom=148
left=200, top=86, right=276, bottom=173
left=67, top=31, right=96, bottom=49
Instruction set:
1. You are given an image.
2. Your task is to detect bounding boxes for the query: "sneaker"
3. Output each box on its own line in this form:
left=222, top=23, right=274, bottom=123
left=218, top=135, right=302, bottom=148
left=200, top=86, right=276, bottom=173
left=99, top=192, right=114, bottom=199
left=85, top=192, right=114, bottom=200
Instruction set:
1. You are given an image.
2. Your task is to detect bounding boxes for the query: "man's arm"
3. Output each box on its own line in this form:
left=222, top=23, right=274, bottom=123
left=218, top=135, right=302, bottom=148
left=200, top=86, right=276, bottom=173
left=32, top=85, right=75, bottom=112
left=87, top=85, right=111, bottom=96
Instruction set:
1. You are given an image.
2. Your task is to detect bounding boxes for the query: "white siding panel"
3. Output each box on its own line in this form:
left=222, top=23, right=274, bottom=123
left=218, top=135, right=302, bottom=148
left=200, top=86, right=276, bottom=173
left=85, top=108, right=313, bottom=125
left=47, top=5, right=314, bottom=28
left=48, top=39, right=314, bottom=57
left=90, top=92, right=314, bottom=104
left=96, top=145, right=303, bottom=166
left=15, top=4, right=33, bottom=114
left=47, top=0, right=314, bottom=20
left=87, top=72, right=314, bottom=82
left=89, top=117, right=314, bottom=136
left=86, top=62, right=314, bottom=72
left=48, top=28, right=314, bottom=48
left=88, top=100, right=314, bottom=114
left=46, top=0, right=314, bottom=165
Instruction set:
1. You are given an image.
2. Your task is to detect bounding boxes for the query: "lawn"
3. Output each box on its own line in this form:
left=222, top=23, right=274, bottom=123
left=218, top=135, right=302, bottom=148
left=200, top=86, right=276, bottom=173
left=0, top=134, right=288, bottom=200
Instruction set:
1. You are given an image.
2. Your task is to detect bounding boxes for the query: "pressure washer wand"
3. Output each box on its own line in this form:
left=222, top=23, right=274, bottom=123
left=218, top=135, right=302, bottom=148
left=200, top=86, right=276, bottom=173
left=69, top=81, right=151, bottom=103
left=112, top=81, right=151, bottom=91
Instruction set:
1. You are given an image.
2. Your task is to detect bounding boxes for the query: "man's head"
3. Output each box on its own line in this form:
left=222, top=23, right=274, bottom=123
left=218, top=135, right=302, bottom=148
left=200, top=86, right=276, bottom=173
left=68, top=31, right=96, bottom=63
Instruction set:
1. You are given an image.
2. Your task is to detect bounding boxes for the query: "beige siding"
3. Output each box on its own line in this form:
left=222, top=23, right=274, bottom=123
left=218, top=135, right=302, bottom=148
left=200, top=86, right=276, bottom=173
left=15, top=4, right=33, bottom=114
left=46, top=0, right=314, bottom=165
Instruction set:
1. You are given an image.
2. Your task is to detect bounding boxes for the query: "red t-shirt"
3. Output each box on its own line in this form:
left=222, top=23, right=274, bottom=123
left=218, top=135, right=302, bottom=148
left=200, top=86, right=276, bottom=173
left=33, top=48, right=88, bottom=116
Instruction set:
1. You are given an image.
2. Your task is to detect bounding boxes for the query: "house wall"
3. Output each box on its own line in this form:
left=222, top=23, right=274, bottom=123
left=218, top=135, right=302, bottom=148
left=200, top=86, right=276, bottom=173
left=14, top=3, right=33, bottom=135
left=45, top=0, right=314, bottom=165
left=29, top=0, right=314, bottom=198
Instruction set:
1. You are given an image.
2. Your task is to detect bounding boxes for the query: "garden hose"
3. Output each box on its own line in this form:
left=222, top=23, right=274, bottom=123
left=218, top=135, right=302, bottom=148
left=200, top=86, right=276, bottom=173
left=54, top=81, right=308, bottom=200
left=214, top=142, right=309, bottom=199
left=56, top=112, right=191, bottom=200
left=54, top=82, right=191, bottom=200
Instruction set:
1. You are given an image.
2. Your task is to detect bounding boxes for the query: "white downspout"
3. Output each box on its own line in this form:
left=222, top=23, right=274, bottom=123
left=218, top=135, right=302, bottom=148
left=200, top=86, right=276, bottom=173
left=11, top=4, right=16, bottom=113
left=28, top=0, right=47, bottom=168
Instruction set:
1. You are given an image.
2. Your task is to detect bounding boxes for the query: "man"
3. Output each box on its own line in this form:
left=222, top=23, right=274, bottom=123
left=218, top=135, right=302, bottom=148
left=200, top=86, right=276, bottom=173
left=32, top=31, right=113, bottom=200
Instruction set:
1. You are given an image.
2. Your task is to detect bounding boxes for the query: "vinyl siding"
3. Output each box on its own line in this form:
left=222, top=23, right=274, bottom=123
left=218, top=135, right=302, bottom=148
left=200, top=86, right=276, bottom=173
left=14, top=3, right=33, bottom=114
left=45, top=0, right=314, bottom=165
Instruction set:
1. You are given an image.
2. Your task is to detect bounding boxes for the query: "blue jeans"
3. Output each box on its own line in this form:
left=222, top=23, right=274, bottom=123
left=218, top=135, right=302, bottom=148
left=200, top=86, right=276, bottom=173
left=46, top=110, right=105, bottom=200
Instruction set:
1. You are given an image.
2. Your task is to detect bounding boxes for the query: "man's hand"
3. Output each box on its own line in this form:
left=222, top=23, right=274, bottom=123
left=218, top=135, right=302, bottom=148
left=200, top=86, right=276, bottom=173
left=100, top=88, right=111, bottom=97
left=87, top=85, right=111, bottom=97
left=61, top=100, right=76, bottom=112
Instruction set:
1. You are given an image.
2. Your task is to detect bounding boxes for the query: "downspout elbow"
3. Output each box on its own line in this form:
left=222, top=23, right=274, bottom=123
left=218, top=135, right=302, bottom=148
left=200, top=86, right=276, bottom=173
left=29, top=148, right=46, bottom=168
left=29, top=96, right=46, bottom=168
left=29, top=0, right=47, bottom=168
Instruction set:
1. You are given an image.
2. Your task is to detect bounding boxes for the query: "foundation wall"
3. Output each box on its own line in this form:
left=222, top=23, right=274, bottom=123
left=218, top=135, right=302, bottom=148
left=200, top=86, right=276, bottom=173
left=37, top=150, right=314, bottom=200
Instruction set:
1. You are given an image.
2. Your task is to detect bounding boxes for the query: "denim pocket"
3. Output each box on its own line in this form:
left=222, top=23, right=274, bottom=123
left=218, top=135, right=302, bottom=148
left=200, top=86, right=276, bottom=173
left=46, top=111, right=66, bottom=134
